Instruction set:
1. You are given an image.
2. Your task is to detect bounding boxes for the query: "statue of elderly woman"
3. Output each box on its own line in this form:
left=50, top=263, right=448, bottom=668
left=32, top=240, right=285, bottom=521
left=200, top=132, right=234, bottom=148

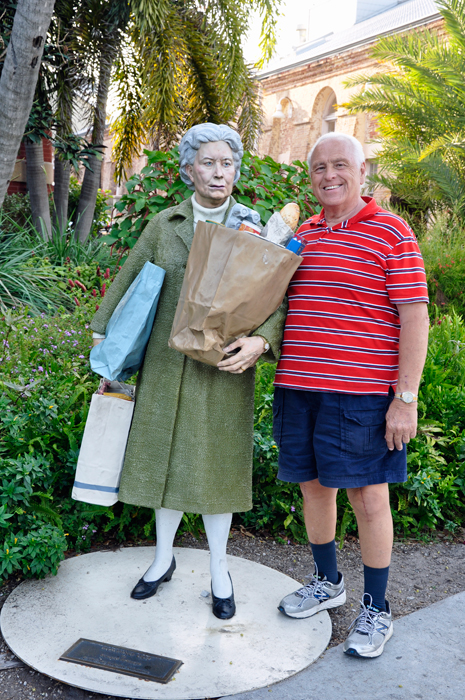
left=91, top=123, right=286, bottom=619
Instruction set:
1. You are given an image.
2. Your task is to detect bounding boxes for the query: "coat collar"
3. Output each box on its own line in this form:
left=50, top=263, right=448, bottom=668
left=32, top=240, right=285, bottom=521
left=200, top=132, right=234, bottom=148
left=169, top=194, right=237, bottom=252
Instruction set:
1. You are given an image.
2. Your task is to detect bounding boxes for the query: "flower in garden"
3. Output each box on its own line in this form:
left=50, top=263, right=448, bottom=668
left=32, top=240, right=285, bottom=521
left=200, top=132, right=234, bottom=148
left=92, top=289, right=97, bottom=297
left=290, top=506, right=295, bottom=512
left=68, top=279, right=75, bottom=288
left=74, top=297, right=81, bottom=307
left=104, top=268, right=110, bottom=279
left=101, top=283, right=106, bottom=297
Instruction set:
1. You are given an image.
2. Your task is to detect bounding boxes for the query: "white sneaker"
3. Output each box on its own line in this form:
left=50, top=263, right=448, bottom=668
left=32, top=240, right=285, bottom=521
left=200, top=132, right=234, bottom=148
left=343, top=596, right=393, bottom=658
left=278, top=572, right=346, bottom=619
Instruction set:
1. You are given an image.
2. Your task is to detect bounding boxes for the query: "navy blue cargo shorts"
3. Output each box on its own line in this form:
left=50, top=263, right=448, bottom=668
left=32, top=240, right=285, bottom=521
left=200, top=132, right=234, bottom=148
left=273, top=387, right=407, bottom=488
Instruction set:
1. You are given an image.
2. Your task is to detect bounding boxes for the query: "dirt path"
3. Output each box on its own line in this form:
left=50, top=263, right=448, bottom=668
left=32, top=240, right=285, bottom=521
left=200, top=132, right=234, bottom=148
left=1, top=531, right=464, bottom=700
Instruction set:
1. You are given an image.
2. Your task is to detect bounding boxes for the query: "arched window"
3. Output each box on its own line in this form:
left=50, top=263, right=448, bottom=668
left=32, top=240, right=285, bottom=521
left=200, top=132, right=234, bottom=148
left=322, top=91, right=337, bottom=134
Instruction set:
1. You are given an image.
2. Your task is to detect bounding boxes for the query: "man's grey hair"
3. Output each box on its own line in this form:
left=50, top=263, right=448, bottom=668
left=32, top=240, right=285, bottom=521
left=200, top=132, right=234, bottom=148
left=179, top=123, right=244, bottom=190
left=307, top=133, right=366, bottom=169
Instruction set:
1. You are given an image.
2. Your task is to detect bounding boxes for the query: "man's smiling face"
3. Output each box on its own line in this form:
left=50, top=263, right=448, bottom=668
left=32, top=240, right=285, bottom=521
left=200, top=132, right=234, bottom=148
left=310, top=138, right=366, bottom=219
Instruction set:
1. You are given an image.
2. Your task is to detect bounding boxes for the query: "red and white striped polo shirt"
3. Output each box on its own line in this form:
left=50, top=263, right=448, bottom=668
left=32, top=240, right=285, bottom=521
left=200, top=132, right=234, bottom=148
left=275, top=197, right=429, bottom=395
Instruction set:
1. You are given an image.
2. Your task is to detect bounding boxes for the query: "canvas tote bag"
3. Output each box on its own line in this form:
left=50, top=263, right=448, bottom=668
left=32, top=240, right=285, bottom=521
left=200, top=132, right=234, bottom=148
left=72, top=383, right=135, bottom=506
left=168, top=221, right=303, bottom=366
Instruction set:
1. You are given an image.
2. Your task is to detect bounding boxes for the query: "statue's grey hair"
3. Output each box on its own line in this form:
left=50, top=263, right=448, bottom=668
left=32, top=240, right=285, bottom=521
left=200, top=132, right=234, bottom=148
left=179, top=123, right=244, bottom=190
left=307, top=133, right=366, bottom=168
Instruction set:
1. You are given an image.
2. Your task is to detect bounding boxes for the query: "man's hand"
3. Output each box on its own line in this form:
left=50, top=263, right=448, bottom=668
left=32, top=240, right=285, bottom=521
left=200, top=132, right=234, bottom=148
left=385, top=399, right=417, bottom=451
left=92, top=338, right=104, bottom=347
left=217, top=336, right=265, bottom=374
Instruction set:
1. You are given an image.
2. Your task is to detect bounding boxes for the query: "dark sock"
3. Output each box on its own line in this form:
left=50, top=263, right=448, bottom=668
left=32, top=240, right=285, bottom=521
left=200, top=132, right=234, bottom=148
left=310, top=539, right=338, bottom=584
left=363, top=564, right=389, bottom=611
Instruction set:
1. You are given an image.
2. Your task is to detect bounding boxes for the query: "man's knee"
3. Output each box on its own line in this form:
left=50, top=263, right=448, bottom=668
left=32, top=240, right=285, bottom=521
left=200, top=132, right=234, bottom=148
left=300, top=479, right=337, bottom=504
left=347, top=483, right=390, bottom=521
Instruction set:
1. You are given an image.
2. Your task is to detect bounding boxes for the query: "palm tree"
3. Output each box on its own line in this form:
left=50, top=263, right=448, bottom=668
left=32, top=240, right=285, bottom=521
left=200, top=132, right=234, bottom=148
left=111, top=0, right=273, bottom=184
left=73, top=0, right=131, bottom=243
left=0, top=0, right=56, bottom=210
left=343, top=0, right=465, bottom=222
left=1, top=0, right=280, bottom=241
left=74, top=0, right=281, bottom=242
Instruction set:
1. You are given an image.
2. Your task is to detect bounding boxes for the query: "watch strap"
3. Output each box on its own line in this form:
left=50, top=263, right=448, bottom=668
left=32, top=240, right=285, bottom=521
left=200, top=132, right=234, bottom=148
left=395, top=391, right=418, bottom=403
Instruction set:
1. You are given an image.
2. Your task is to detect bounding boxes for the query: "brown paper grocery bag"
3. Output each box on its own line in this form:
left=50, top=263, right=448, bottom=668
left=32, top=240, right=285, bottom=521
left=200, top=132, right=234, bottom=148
left=168, top=221, right=303, bottom=366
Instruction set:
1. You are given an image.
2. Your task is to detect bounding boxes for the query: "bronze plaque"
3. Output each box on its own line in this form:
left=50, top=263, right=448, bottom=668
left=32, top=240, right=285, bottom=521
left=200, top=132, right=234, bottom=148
left=60, top=638, right=182, bottom=684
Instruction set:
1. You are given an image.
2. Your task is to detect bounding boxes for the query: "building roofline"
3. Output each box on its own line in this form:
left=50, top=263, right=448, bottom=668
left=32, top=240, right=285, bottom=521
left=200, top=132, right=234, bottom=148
left=257, top=12, right=441, bottom=81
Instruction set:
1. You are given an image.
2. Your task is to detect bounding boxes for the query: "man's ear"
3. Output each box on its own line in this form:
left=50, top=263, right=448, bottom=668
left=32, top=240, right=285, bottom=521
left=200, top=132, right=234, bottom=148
left=360, top=161, right=367, bottom=184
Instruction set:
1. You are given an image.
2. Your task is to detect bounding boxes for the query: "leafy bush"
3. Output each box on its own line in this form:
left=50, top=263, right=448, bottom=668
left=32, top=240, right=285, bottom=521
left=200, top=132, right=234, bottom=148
left=1, top=193, right=32, bottom=230
left=1, top=303, right=464, bottom=583
left=419, top=214, right=465, bottom=318
left=393, top=310, right=465, bottom=533
left=108, top=147, right=320, bottom=250
left=0, top=226, right=71, bottom=313
left=0, top=453, right=68, bottom=579
left=67, top=176, right=111, bottom=238
left=0, top=310, right=96, bottom=581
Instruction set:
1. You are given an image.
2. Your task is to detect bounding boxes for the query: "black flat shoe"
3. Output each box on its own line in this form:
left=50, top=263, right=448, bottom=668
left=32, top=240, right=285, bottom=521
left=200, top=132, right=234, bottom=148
left=211, top=572, right=236, bottom=620
left=130, top=557, right=176, bottom=600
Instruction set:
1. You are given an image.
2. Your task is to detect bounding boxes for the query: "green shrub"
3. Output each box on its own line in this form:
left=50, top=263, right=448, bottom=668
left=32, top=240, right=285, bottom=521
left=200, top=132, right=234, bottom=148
left=0, top=227, right=71, bottom=313
left=419, top=214, right=465, bottom=318
left=1, top=306, right=464, bottom=583
left=1, top=193, right=32, bottom=230
left=68, top=176, right=111, bottom=238
left=107, top=148, right=321, bottom=250
left=0, top=453, right=68, bottom=579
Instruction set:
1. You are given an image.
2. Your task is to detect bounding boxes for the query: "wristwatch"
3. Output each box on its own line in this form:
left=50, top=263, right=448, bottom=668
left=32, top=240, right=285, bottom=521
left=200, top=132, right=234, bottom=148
left=256, top=336, right=270, bottom=353
left=394, top=391, right=418, bottom=404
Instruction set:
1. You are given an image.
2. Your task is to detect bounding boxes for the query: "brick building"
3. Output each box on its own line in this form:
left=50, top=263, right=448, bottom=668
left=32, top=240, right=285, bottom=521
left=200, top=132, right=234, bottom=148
left=257, top=0, right=441, bottom=199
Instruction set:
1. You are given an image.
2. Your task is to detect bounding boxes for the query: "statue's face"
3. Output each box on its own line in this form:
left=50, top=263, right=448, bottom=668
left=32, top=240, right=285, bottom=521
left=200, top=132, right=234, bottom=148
left=186, top=140, right=235, bottom=208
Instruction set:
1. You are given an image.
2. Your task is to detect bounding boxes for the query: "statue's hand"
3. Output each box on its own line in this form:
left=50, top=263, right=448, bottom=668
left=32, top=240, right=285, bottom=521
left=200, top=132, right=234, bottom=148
left=217, top=336, right=266, bottom=374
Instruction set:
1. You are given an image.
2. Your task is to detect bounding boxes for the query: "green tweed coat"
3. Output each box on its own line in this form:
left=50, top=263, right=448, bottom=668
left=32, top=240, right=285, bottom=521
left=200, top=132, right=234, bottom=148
left=90, top=197, right=287, bottom=514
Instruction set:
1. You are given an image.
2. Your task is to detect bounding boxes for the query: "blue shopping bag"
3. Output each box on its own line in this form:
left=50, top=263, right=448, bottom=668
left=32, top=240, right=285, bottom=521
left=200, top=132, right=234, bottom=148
left=90, top=261, right=165, bottom=381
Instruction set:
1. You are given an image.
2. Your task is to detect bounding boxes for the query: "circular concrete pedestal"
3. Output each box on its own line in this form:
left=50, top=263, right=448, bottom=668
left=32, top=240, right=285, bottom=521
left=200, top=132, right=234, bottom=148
left=1, top=547, right=331, bottom=699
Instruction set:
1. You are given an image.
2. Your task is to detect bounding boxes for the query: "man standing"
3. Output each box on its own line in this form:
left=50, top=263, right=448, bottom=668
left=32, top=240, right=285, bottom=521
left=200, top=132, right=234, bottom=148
left=275, top=132, right=429, bottom=658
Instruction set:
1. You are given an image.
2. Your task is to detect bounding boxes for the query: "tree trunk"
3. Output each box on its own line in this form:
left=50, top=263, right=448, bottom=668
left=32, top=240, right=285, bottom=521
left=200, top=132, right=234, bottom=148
left=75, top=41, right=118, bottom=243
left=25, top=140, right=52, bottom=240
left=53, top=155, right=71, bottom=234
left=0, top=0, right=56, bottom=209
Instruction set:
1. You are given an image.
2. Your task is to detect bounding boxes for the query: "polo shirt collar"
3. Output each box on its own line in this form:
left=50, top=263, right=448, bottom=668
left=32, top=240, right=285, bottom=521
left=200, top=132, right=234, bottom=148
left=314, top=196, right=381, bottom=228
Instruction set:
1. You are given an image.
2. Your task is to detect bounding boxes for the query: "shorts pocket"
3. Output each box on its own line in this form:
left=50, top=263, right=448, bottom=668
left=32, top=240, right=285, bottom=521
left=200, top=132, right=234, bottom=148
left=272, top=390, right=284, bottom=447
left=342, top=408, right=387, bottom=456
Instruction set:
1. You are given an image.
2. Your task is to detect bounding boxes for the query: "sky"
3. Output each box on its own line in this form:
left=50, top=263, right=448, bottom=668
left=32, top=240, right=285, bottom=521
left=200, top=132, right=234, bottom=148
left=242, top=0, right=360, bottom=65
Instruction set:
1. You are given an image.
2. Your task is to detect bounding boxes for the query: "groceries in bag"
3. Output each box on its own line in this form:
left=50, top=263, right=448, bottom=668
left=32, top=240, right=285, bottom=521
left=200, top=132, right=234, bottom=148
left=168, top=218, right=303, bottom=366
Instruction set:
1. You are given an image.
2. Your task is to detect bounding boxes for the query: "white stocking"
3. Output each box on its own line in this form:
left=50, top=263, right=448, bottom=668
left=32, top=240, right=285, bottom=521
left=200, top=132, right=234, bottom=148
left=143, top=507, right=183, bottom=582
left=202, top=512, right=233, bottom=598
